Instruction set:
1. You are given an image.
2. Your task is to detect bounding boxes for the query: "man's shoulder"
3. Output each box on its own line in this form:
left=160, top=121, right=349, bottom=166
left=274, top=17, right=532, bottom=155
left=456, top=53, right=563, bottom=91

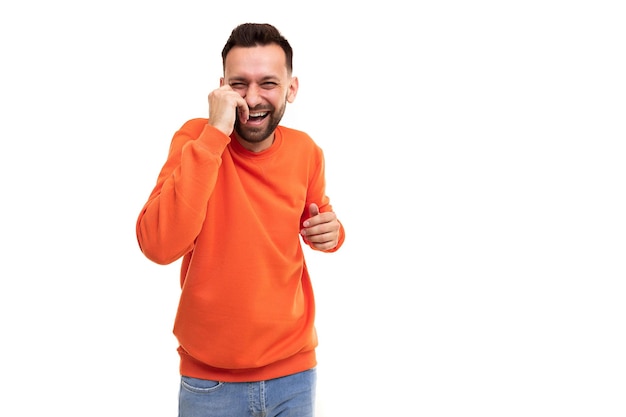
left=278, top=125, right=316, bottom=145
left=179, top=118, right=209, bottom=133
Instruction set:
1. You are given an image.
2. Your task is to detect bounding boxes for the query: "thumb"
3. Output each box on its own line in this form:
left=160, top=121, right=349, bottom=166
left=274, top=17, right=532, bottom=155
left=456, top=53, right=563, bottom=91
left=308, top=203, right=319, bottom=218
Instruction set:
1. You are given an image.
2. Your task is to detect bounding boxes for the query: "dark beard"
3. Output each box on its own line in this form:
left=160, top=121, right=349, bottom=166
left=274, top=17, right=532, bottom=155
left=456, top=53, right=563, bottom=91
left=234, top=100, right=287, bottom=144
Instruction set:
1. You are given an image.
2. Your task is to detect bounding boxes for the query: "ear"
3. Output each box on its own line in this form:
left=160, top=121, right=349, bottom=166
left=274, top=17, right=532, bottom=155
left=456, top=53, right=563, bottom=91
left=286, top=76, right=299, bottom=103
left=219, top=77, right=225, bottom=87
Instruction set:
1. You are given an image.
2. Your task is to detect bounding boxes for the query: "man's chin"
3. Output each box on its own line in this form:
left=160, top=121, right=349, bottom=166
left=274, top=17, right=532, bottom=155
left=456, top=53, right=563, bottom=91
left=235, top=115, right=280, bottom=143
left=236, top=126, right=269, bottom=143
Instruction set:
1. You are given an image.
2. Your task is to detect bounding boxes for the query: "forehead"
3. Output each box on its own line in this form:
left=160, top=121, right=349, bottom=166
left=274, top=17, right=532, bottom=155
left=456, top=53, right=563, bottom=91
left=224, top=44, right=289, bottom=79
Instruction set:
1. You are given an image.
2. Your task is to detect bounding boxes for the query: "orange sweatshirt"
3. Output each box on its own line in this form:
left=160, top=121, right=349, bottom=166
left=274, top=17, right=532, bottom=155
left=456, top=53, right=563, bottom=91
left=136, top=118, right=345, bottom=382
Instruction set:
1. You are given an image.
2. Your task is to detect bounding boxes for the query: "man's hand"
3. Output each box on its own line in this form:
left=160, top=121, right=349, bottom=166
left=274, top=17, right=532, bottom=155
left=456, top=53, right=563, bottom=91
left=208, top=85, right=249, bottom=136
left=300, top=203, right=341, bottom=251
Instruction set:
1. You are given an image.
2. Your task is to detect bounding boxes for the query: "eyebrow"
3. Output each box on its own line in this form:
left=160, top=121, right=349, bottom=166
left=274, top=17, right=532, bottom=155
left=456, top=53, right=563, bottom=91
left=228, top=75, right=281, bottom=83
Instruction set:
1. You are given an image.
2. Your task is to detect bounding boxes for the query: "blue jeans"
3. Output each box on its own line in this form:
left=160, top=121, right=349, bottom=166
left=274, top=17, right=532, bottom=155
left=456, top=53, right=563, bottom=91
left=178, top=368, right=316, bottom=417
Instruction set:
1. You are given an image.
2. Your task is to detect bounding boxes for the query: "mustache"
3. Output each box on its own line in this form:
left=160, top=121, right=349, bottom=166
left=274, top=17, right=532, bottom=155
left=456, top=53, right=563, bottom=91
left=248, top=105, right=273, bottom=112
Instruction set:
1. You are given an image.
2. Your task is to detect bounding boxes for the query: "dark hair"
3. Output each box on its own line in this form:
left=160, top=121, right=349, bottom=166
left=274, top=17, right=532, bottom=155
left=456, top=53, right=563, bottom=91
left=221, top=23, right=293, bottom=73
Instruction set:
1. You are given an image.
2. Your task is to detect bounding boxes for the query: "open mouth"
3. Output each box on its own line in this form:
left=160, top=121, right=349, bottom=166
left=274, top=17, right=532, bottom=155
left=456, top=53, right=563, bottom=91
left=248, top=111, right=269, bottom=122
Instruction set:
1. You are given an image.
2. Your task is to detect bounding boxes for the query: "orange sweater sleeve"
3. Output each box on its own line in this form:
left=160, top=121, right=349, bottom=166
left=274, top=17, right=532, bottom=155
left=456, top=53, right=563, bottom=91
left=301, top=148, right=346, bottom=253
left=136, top=118, right=230, bottom=265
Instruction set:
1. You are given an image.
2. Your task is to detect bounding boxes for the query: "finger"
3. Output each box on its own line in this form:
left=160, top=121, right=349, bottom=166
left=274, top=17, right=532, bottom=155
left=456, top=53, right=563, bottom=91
left=307, top=232, right=338, bottom=250
left=308, top=203, right=319, bottom=218
left=237, top=98, right=249, bottom=123
left=302, top=203, right=320, bottom=228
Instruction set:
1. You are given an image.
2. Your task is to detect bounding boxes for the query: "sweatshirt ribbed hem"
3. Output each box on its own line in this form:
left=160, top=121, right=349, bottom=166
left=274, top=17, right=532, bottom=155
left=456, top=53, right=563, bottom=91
left=178, top=347, right=317, bottom=382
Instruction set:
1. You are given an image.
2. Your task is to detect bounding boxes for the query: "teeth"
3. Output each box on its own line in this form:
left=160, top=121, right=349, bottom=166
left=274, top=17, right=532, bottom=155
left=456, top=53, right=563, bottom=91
left=249, top=112, right=267, bottom=117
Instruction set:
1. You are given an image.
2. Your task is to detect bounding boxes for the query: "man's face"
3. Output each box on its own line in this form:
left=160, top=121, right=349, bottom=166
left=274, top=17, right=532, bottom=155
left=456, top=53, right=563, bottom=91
left=221, top=44, right=298, bottom=145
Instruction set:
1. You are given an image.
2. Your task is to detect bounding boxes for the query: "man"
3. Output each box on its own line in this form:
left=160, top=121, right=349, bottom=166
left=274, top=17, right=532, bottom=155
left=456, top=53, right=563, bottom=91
left=136, top=23, right=345, bottom=417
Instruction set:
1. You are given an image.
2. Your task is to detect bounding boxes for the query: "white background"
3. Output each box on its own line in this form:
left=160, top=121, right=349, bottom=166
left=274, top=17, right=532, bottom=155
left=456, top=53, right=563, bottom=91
left=1, top=1, right=625, bottom=416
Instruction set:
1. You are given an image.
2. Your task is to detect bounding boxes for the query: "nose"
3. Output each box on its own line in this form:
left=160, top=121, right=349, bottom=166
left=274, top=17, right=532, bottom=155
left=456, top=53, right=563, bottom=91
left=243, top=84, right=263, bottom=107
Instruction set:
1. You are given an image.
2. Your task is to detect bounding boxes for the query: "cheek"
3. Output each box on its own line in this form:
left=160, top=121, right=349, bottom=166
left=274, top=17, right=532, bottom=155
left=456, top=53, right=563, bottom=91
left=264, top=90, right=286, bottom=107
